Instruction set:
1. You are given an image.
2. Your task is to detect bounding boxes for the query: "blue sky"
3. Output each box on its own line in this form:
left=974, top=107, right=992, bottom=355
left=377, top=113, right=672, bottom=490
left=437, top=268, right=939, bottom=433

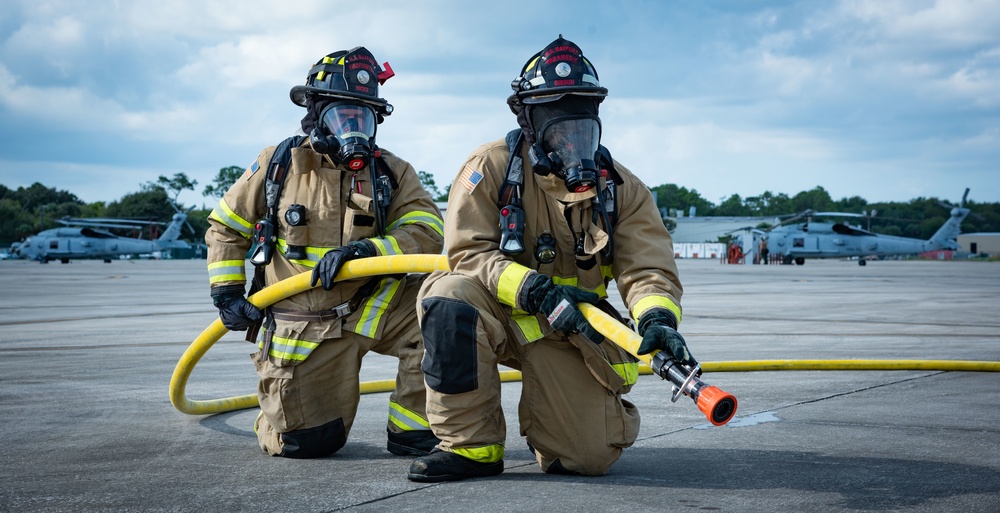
left=1, top=0, right=998, bottom=210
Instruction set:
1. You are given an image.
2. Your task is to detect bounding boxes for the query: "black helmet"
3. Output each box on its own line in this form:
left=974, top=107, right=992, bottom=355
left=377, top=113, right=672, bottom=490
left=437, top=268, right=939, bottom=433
left=290, top=47, right=394, bottom=119
left=508, top=36, right=607, bottom=110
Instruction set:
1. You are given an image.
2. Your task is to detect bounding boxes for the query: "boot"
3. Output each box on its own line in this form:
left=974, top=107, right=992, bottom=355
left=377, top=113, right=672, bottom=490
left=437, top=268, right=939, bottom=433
left=386, top=429, right=440, bottom=456
left=407, top=449, right=504, bottom=482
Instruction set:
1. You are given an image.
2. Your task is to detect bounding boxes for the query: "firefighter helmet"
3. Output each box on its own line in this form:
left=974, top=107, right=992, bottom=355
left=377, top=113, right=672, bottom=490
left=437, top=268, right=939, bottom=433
left=289, top=47, right=394, bottom=119
left=509, top=36, right=608, bottom=108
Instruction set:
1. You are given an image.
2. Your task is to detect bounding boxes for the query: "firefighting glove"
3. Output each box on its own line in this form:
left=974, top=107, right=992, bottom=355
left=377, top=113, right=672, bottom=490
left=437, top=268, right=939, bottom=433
left=211, top=285, right=263, bottom=332
left=311, top=240, right=376, bottom=291
left=637, top=309, right=698, bottom=367
left=523, top=274, right=604, bottom=344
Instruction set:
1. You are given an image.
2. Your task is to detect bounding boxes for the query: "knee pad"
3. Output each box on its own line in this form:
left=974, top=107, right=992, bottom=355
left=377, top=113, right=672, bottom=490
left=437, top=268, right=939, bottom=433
left=279, top=418, right=346, bottom=459
left=420, top=297, right=479, bottom=394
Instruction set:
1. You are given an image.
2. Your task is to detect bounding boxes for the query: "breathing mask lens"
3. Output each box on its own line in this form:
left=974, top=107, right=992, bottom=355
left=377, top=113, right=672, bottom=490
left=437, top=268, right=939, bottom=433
left=320, top=102, right=377, bottom=170
left=539, top=116, right=601, bottom=192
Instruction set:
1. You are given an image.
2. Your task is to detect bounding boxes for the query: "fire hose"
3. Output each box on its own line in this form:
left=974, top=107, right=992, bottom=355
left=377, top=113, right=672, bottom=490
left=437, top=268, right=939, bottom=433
left=170, top=255, right=1000, bottom=424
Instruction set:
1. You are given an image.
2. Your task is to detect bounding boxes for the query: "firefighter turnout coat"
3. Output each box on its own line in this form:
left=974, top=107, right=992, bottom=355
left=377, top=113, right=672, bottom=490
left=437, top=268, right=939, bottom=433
left=417, top=135, right=683, bottom=475
left=206, top=138, right=444, bottom=457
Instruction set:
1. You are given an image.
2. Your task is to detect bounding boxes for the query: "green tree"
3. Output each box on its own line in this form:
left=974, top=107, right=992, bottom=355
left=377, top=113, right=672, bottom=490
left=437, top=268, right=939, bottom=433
left=418, top=171, right=444, bottom=201
left=203, top=166, right=243, bottom=199
left=146, top=173, right=198, bottom=206
left=106, top=188, right=174, bottom=226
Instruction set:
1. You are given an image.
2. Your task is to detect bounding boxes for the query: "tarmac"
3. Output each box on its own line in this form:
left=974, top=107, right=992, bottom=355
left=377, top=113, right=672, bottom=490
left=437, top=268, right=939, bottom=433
left=1, top=257, right=999, bottom=512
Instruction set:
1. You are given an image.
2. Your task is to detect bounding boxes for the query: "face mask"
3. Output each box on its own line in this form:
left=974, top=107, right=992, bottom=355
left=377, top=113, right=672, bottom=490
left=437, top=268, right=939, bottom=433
left=311, top=102, right=377, bottom=170
left=529, top=114, right=601, bottom=192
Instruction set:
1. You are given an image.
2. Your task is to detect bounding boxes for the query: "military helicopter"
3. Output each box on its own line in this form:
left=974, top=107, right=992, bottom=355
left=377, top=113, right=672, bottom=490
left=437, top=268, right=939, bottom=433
left=13, top=203, right=194, bottom=264
left=765, top=189, right=971, bottom=266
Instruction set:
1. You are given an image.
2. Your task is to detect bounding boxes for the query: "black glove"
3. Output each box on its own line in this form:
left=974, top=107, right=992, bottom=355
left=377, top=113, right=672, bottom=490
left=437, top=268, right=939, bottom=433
left=523, top=274, right=604, bottom=343
left=636, top=309, right=697, bottom=367
left=211, top=284, right=263, bottom=331
left=310, top=240, right=376, bottom=291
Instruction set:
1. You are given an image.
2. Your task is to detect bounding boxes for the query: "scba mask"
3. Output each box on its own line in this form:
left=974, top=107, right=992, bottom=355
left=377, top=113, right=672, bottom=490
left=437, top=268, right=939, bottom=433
left=529, top=114, right=601, bottom=192
left=311, top=102, right=378, bottom=170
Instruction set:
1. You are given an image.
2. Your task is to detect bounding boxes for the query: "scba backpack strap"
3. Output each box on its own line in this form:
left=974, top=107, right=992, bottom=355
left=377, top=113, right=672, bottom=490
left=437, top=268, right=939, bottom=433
left=499, top=128, right=621, bottom=261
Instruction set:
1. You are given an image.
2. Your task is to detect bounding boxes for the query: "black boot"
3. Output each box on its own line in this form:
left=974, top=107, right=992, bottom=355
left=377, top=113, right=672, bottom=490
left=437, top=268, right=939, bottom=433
left=387, top=429, right=440, bottom=456
left=407, top=449, right=504, bottom=482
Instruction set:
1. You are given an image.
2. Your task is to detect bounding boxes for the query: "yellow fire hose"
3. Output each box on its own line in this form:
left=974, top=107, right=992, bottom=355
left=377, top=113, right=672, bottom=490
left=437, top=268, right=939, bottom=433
left=170, top=254, right=1000, bottom=416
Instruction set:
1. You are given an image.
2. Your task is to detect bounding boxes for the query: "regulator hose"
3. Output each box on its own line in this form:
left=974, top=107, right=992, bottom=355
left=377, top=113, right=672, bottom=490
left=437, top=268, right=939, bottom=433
left=170, top=255, right=1000, bottom=416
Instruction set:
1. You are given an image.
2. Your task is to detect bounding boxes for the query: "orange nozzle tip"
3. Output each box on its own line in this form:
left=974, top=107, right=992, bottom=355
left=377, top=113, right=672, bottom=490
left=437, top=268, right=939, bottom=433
left=697, top=386, right=738, bottom=426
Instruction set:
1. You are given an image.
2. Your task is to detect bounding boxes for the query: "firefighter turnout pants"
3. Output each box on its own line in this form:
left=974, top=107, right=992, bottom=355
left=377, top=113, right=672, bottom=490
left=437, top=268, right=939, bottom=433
left=417, top=271, right=640, bottom=475
left=253, top=274, right=432, bottom=458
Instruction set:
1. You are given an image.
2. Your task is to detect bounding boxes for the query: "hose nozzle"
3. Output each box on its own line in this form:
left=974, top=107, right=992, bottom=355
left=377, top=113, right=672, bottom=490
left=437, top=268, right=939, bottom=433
left=651, top=352, right=738, bottom=426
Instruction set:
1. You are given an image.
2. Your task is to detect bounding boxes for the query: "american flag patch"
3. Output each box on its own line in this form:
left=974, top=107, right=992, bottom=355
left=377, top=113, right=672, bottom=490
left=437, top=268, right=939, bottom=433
left=244, top=160, right=259, bottom=180
left=459, top=165, right=483, bottom=194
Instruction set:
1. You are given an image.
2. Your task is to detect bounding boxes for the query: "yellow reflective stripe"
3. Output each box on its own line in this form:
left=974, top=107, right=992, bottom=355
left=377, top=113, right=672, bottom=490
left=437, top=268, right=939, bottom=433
left=451, top=444, right=505, bottom=464
left=612, top=361, right=640, bottom=386
left=632, top=295, right=683, bottom=326
left=260, top=335, right=319, bottom=362
left=353, top=277, right=401, bottom=338
left=388, top=401, right=430, bottom=431
left=210, top=199, right=253, bottom=238
left=207, top=259, right=246, bottom=284
left=275, top=238, right=329, bottom=268
left=370, top=236, right=402, bottom=256
left=512, top=313, right=544, bottom=342
left=497, top=263, right=533, bottom=308
left=551, top=275, right=607, bottom=298
left=387, top=211, right=444, bottom=237
left=601, top=264, right=614, bottom=282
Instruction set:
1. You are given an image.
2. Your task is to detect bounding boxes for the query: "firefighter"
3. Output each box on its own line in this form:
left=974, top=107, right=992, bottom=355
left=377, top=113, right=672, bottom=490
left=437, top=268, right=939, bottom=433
left=408, top=36, right=697, bottom=481
left=205, top=47, right=444, bottom=459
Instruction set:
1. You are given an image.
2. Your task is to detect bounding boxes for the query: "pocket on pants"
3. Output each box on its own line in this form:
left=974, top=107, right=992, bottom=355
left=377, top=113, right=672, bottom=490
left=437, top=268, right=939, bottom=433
left=606, top=397, right=640, bottom=449
left=252, top=351, right=301, bottom=432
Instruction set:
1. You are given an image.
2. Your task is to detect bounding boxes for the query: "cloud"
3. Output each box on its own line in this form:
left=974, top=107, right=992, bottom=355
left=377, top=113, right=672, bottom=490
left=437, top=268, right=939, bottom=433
left=0, top=0, right=998, bottom=207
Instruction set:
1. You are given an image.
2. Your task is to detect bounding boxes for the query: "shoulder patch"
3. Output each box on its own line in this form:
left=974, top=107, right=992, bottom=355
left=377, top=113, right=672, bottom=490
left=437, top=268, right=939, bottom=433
left=244, top=160, right=259, bottom=180
left=459, top=164, right=483, bottom=194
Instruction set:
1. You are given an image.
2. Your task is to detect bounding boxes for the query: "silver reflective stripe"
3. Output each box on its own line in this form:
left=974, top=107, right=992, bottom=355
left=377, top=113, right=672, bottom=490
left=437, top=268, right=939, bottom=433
left=357, top=277, right=400, bottom=337
left=211, top=203, right=252, bottom=237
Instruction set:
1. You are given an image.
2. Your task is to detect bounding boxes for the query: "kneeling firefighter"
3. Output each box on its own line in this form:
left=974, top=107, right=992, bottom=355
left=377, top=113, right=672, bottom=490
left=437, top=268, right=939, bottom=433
left=409, top=36, right=698, bottom=481
left=205, top=47, right=444, bottom=459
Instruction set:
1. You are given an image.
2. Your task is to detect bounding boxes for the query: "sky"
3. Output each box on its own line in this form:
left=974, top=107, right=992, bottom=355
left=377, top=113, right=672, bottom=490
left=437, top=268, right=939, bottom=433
left=1, top=0, right=998, bottom=211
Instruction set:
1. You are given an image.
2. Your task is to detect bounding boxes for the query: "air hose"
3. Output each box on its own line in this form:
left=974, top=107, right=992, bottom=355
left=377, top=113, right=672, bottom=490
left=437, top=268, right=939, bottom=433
left=170, top=255, right=1000, bottom=417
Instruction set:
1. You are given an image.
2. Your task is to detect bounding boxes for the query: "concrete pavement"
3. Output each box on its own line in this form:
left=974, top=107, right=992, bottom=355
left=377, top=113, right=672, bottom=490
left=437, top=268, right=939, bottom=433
left=1, top=257, right=998, bottom=512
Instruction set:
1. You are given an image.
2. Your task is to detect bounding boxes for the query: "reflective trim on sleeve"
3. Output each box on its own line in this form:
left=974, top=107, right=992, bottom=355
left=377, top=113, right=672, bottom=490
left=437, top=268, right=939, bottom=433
left=370, top=236, right=402, bottom=256
left=497, top=262, right=533, bottom=308
left=451, top=443, right=505, bottom=464
left=387, top=211, right=444, bottom=237
left=352, top=277, right=402, bottom=338
left=632, top=295, right=683, bottom=326
left=388, top=401, right=431, bottom=431
left=209, top=199, right=253, bottom=238
left=259, top=335, right=319, bottom=362
left=207, top=259, right=246, bottom=284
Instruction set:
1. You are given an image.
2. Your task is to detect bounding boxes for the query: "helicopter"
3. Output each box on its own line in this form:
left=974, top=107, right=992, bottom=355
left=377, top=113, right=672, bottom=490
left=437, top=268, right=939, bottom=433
left=764, top=189, right=971, bottom=266
left=13, top=202, right=194, bottom=264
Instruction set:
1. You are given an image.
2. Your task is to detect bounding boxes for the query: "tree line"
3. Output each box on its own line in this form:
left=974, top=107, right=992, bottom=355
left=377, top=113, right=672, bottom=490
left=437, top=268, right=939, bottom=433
left=2, top=169, right=998, bottom=246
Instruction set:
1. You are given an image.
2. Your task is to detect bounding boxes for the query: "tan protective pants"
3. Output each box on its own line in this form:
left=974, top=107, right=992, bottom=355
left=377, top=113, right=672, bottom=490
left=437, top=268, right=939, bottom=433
left=418, top=272, right=640, bottom=475
left=254, top=274, right=429, bottom=457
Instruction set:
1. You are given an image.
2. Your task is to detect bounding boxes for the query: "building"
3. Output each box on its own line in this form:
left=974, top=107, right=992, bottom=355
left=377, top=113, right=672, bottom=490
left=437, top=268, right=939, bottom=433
left=957, top=233, right=1000, bottom=257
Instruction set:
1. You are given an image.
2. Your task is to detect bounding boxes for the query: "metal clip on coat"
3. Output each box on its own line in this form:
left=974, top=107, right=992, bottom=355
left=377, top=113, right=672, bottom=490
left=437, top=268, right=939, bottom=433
left=650, top=352, right=738, bottom=426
